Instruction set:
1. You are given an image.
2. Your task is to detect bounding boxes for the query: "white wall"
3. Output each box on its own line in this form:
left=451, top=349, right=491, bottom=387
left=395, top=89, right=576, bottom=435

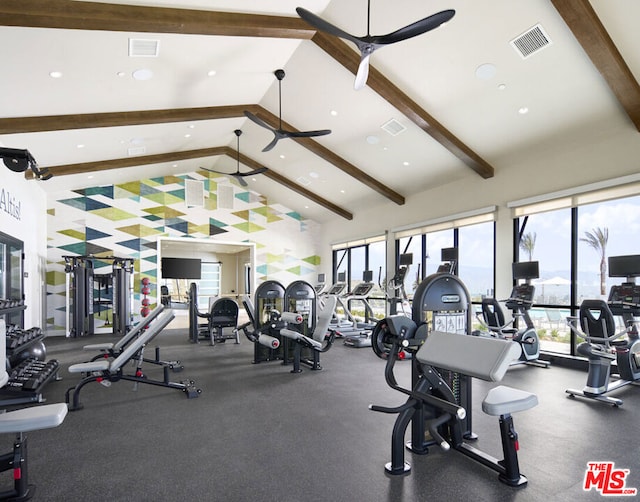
left=0, top=172, right=47, bottom=329
left=320, top=129, right=640, bottom=300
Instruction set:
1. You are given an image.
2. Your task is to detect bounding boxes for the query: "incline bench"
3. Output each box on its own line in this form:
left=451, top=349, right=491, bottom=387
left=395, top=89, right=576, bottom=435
left=65, top=310, right=200, bottom=411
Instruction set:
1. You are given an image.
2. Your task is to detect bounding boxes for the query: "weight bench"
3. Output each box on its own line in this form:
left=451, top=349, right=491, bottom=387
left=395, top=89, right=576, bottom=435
left=416, top=331, right=538, bottom=486
left=280, top=296, right=338, bottom=372
left=65, top=310, right=201, bottom=411
left=82, top=305, right=183, bottom=372
left=0, top=318, right=68, bottom=500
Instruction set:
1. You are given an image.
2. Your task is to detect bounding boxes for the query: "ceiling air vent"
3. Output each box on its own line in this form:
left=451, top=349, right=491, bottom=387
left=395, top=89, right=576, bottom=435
left=296, top=176, right=311, bottom=186
left=510, top=24, right=552, bottom=59
left=127, top=146, right=146, bottom=156
left=129, top=38, right=160, bottom=57
left=381, top=118, right=406, bottom=137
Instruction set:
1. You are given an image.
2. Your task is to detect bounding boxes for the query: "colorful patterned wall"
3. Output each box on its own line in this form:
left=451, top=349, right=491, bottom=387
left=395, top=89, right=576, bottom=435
left=46, top=169, right=322, bottom=335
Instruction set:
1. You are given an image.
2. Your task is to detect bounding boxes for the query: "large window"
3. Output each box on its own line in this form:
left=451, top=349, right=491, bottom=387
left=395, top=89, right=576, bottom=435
left=511, top=182, right=640, bottom=356
left=396, top=221, right=495, bottom=304
left=458, top=221, right=495, bottom=302
left=331, top=236, right=386, bottom=320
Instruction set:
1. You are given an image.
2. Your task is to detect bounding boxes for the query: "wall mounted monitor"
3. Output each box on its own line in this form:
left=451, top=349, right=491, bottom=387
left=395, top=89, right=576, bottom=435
left=161, top=257, right=202, bottom=279
left=512, top=261, right=539, bottom=280
left=608, top=255, right=640, bottom=278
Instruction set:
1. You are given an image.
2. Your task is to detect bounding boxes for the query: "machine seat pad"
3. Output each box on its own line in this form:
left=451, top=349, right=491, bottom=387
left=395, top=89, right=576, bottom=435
left=482, top=385, right=538, bottom=416
left=417, top=331, right=521, bottom=382
left=280, top=328, right=323, bottom=350
left=82, top=342, right=114, bottom=351
left=0, top=403, right=68, bottom=433
left=68, top=359, right=110, bottom=374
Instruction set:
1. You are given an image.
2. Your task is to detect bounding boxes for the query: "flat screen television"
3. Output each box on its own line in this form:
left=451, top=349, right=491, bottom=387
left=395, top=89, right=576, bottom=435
left=608, top=255, right=640, bottom=278
left=513, top=261, right=539, bottom=280
left=399, top=253, right=413, bottom=266
left=161, top=257, right=202, bottom=279
left=441, top=247, right=458, bottom=262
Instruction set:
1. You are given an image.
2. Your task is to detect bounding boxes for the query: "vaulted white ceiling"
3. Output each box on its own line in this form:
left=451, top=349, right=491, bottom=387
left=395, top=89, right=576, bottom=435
left=1, top=0, right=639, bottom=223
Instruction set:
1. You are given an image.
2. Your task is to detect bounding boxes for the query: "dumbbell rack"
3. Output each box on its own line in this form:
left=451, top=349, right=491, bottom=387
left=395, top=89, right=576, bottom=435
left=1, top=301, right=61, bottom=406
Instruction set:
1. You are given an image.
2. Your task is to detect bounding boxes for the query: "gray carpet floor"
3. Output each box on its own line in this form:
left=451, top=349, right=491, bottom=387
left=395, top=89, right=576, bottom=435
left=2, top=325, right=639, bottom=502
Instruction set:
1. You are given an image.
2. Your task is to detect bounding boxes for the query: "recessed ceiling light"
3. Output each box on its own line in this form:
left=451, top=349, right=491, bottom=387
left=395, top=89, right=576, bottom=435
left=309, top=171, right=319, bottom=179
left=279, top=154, right=285, bottom=159
left=330, top=110, right=338, bottom=116
left=498, top=83, right=506, bottom=90
left=184, top=134, right=191, bottom=138
left=77, top=144, right=85, bottom=149
left=366, top=135, right=380, bottom=145
left=130, top=138, right=144, bottom=145
left=207, top=70, right=217, bottom=77
left=132, top=68, right=153, bottom=81
left=172, top=164, right=178, bottom=168
left=88, top=175, right=94, bottom=179
left=49, top=71, right=63, bottom=78
left=304, top=205, right=309, bottom=209
left=403, top=161, right=410, bottom=166
left=518, top=107, right=529, bottom=115
left=475, top=63, right=496, bottom=80
left=116, top=71, right=126, bottom=78
left=188, top=124, right=195, bottom=129
left=340, top=189, right=345, bottom=194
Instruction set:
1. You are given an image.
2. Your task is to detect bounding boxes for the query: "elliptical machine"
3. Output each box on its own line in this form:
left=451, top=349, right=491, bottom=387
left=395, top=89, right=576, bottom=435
left=476, top=261, right=549, bottom=368
left=566, top=254, right=640, bottom=407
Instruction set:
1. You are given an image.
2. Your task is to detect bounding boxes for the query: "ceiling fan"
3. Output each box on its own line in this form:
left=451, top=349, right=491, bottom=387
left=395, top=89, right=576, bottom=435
left=244, top=69, right=331, bottom=152
left=296, top=2, right=455, bottom=90
left=200, top=129, right=267, bottom=187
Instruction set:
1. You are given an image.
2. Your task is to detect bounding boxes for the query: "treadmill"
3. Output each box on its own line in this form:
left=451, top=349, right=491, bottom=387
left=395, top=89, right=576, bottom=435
left=342, top=271, right=378, bottom=348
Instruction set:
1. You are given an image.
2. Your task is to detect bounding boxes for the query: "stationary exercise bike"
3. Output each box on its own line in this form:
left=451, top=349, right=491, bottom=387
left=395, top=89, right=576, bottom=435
left=476, top=261, right=549, bottom=368
left=566, top=255, right=640, bottom=407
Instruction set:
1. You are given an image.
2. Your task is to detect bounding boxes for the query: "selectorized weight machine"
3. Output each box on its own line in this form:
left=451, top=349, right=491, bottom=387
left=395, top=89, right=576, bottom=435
left=64, top=255, right=134, bottom=337
left=369, top=272, right=538, bottom=487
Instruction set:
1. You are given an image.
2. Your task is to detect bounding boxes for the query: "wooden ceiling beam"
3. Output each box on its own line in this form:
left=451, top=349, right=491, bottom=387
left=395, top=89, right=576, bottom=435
left=311, top=32, right=494, bottom=179
left=0, top=0, right=314, bottom=39
left=551, top=0, right=640, bottom=132
left=0, top=106, right=248, bottom=134
left=3, top=105, right=404, bottom=206
left=23, top=146, right=353, bottom=220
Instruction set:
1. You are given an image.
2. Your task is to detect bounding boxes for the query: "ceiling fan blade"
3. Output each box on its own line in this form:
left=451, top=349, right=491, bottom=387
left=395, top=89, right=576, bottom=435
left=233, top=174, right=249, bottom=187
left=378, top=9, right=455, bottom=45
left=354, top=53, right=371, bottom=90
left=262, top=134, right=281, bottom=152
left=235, top=167, right=269, bottom=177
left=287, top=129, right=332, bottom=139
left=296, top=7, right=363, bottom=46
left=244, top=111, right=275, bottom=132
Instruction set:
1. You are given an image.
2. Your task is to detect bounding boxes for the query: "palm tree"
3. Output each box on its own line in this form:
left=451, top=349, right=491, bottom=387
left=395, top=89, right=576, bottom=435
left=581, top=227, right=609, bottom=295
left=519, top=232, right=536, bottom=260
